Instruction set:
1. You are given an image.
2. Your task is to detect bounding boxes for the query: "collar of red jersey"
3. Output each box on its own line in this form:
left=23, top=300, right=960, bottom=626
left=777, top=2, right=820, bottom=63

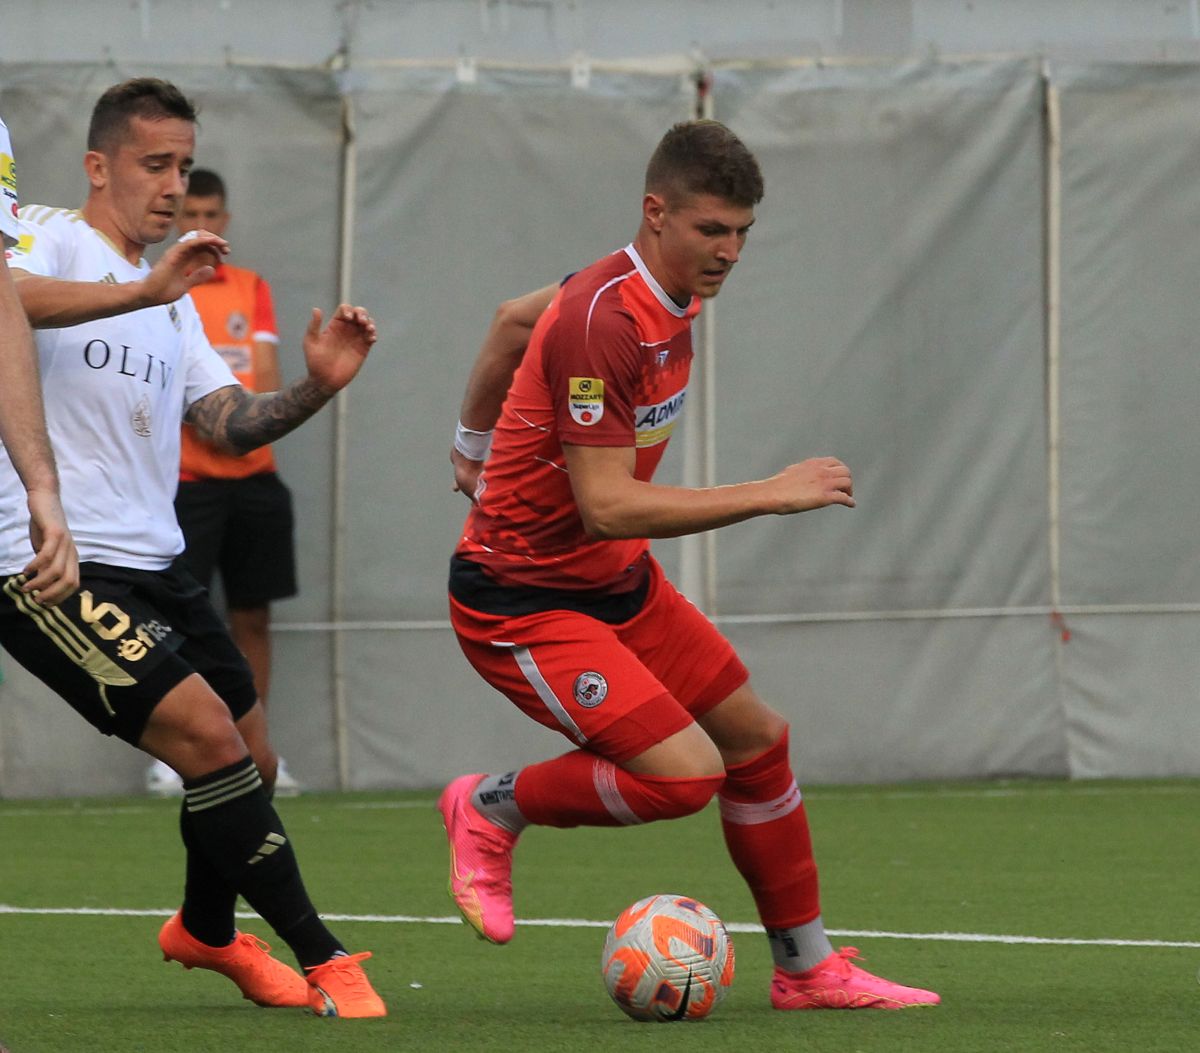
left=623, top=243, right=694, bottom=319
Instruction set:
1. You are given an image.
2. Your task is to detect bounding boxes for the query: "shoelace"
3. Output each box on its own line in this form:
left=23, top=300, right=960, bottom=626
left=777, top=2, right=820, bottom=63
left=234, top=932, right=274, bottom=956
left=829, top=946, right=862, bottom=976
left=308, top=950, right=373, bottom=982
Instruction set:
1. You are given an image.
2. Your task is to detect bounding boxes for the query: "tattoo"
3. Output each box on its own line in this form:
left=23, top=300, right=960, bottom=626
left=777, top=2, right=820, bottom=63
left=185, top=378, right=333, bottom=455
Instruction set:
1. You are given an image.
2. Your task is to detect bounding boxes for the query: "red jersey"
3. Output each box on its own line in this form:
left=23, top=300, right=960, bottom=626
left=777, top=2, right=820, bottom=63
left=457, top=244, right=701, bottom=592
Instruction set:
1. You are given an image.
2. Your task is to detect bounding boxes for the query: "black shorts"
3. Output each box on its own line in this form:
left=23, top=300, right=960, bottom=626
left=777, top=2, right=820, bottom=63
left=0, top=562, right=257, bottom=745
left=174, top=472, right=297, bottom=609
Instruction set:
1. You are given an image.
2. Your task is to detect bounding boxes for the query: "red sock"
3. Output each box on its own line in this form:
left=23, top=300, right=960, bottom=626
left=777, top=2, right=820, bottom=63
left=514, top=749, right=723, bottom=828
left=718, top=729, right=820, bottom=929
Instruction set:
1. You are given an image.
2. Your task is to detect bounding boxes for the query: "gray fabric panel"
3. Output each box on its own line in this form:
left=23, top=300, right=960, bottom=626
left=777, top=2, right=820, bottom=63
left=1053, top=64, right=1200, bottom=778
left=339, top=628, right=568, bottom=790
left=1055, top=63, right=1200, bottom=604
left=721, top=616, right=1065, bottom=783
left=342, top=66, right=693, bottom=623
left=0, top=660, right=143, bottom=798
left=1060, top=614, right=1200, bottom=778
left=710, top=60, right=1048, bottom=616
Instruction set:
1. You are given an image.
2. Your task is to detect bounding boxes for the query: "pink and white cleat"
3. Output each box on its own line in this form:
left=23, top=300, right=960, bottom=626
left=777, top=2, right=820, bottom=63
left=436, top=773, right=518, bottom=944
left=771, top=947, right=940, bottom=1010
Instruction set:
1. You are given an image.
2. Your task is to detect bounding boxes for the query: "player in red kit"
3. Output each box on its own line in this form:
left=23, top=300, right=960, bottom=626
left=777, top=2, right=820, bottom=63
left=440, top=120, right=939, bottom=1011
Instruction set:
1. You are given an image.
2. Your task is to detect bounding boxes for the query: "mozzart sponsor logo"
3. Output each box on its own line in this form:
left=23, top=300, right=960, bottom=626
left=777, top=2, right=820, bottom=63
left=569, top=376, right=605, bottom=426
left=635, top=385, right=688, bottom=447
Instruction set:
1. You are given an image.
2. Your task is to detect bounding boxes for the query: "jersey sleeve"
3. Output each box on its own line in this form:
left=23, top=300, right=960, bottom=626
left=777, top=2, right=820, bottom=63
left=179, top=296, right=240, bottom=413
left=252, top=275, right=279, bottom=343
left=0, top=118, right=18, bottom=250
left=542, top=291, right=643, bottom=448
left=8, top=206, right=69, bottom=277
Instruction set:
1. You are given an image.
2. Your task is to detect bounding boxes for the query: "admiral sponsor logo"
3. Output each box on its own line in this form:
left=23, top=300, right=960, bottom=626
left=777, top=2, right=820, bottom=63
left=634, top=385, right=688, bottom=447
left=569, top=376, right=605, bottom=426
left=573, top=671, right=608, bottom=708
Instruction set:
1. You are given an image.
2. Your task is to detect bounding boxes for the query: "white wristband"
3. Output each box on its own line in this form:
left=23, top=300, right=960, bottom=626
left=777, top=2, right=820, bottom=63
left=454, top=420, right=493, bottom=461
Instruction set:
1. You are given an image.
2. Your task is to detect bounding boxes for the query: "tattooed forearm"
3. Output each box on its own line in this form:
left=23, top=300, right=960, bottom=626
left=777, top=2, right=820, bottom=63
left=186, top=378, right=334, bottom=455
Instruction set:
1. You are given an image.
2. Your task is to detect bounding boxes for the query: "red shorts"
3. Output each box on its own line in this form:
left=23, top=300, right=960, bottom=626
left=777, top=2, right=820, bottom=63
left=449, top=557, right=749, bottom=762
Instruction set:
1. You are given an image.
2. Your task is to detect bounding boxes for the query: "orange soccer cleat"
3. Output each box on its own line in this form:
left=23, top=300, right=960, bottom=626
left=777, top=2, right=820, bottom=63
left=306, top=951, right=387, bottom=1018
left=158, top=910, right=308, bottom=1007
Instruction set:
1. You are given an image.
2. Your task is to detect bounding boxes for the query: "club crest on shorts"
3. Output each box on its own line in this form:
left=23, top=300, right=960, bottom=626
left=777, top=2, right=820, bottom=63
left=573, top=671, right=608, bottom=708
left=569, top=376, right=605, bottom=426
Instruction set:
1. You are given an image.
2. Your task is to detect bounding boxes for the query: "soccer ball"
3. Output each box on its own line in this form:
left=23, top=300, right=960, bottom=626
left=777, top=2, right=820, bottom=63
left=601, top=893, right=735, bottom=1022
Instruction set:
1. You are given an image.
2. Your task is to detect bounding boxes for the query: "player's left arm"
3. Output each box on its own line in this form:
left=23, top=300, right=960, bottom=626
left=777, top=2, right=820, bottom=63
left=185, top=303, right=375, bottom=454
left=452, top=282, right=558, bottom=497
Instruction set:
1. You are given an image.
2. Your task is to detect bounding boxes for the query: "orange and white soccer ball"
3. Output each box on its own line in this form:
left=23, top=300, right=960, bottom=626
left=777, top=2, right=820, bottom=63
left=601, top=893, right=735, bottom=1022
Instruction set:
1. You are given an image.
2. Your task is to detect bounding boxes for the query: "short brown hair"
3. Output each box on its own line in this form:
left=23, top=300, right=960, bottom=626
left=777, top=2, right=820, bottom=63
left=186, top=168, right=227, bottom=202
left=87, top=78, right=198, bottom=154
left=644, top=120, right=764, bottom=207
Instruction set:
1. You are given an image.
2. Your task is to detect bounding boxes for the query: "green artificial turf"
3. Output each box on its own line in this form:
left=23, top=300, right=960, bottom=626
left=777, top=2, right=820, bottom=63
left=1, top=779, right=1196, bottom=1052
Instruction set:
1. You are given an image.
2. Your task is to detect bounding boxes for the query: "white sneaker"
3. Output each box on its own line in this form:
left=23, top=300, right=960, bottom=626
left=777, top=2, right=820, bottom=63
left=273, top=757, right=302, bottom=797
left=146, top=758, right=184, bottom=797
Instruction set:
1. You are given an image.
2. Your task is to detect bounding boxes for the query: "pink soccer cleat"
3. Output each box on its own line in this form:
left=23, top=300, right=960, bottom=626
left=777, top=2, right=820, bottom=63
left=771, top=947, right=940, bottom=1010
left=436, top=773, right=519, bottom=944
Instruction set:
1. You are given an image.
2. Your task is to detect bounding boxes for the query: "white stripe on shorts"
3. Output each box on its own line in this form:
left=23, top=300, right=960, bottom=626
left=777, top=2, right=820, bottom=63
left=503, top=643, right=588, bottom=746
left=718, top=779, right=803, bottom=825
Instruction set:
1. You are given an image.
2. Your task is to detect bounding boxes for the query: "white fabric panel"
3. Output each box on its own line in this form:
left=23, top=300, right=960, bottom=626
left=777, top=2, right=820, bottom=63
left=339, top=629, right=568, bottom=790
left=0, top=660, right=142, bottom=798
left=1053, top=64, right=1200, bottom=777
left=1055, top=63, right=1200, bottom=604
left=722, top=616, right=1065, bottom=783
left=342, top=67, right=693, bottom=623
left=1060, top=615, right=1200, bottom=778
left=710, top=60, right=1048, bottom=616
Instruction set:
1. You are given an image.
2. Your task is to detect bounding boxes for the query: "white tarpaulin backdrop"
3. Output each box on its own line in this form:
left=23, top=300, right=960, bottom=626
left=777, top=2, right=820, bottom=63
left=0, top=56, right=1196, bottom=795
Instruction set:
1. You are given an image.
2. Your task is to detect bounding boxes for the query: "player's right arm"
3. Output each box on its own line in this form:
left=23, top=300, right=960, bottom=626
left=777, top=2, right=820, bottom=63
left=564, top=443, right=855, bottom=540
left=451, top=282, right=558, bottom=498
left=0, top=253, right=79, bottom=605
left=11, top=231, right=228, bottom=328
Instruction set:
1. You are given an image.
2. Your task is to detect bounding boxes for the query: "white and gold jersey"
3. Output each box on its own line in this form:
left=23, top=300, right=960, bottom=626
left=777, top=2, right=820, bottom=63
left=0, top=206, right=238, bottom=572
left=0, top=117, right=19, bottom=249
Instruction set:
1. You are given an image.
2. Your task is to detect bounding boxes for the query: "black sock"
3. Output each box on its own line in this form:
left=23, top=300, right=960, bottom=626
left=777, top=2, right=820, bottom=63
left=179, top=801, right=239, bottom=947
left=181, top=756, right=344, bottom=969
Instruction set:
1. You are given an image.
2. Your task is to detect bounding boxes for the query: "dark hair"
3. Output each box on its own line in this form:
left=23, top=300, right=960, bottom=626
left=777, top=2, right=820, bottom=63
left=87, top=78, right=198, bottom=154
left=186, top=168, right=226, bottom=202
left=644, top=120, right=764, bottom=207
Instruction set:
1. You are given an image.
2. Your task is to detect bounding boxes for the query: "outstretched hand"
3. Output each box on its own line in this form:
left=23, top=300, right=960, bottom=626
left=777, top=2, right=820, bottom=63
left=303, top=304, right=377, bottom=395
left=767, top=457, right=856, bottom=514
left=22, top=490, right=79, bottom=606
left=140, top=230, right=230, bottom=306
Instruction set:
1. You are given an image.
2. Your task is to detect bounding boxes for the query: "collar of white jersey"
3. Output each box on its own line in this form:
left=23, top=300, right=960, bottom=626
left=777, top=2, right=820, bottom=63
left=622, top=243, right=692, bottom=319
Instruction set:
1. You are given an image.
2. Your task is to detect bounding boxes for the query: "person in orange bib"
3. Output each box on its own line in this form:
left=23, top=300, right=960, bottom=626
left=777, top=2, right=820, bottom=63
left=146, top=168, right=300, bottom=796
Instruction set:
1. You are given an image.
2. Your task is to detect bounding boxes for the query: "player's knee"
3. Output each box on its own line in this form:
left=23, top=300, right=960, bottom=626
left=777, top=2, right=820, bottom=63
left=632, top=770, right=725, bottom=822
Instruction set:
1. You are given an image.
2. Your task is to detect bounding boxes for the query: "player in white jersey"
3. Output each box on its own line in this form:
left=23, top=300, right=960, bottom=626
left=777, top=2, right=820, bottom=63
left=0, top=79, right=385, bottom=1018
left=0, top=115, right=78, bottom=605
